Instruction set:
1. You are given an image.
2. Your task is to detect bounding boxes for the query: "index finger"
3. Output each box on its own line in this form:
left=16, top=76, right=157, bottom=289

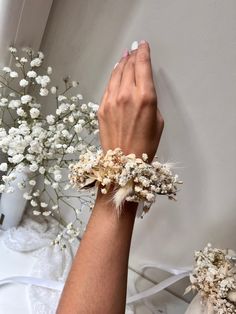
left=135, top=41, right=154, bottom=90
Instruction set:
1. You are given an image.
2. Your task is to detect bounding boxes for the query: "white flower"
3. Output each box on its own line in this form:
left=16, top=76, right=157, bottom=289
left=64, top=184, right=71, bottom=191
left=19, top=79, right=29, bottom=87
left=9, top=99, right=21, bottom=109
left=81, top=104, right=87, bottom=111
left=66, top=146, right=75, bottom=154
left=38, top=51, right=44, bottom=59
left=90, top=112, right=95, bottom=119
left=54, top=174, right=62, bottom=182
left=46, top=114, right=55, bottom=125
left=9, top=47, right=17, bottom=53
left=1, top=98, right=8, bottom=104
left=29, top=164, right=38, bottom=172
left=42, top=211, right=51, bottom=216
left=36, top=75, right=50, bottom=87
left=88, top=102, right=99, bottom=111
left=21, top=95, right=32, bottom=104
left=57, top=103, right=69, bottom=115
left=40, top=88, right=48, bottom=96
left=52, top=205, right=58, bottom=210
left=77, top=94, right=83, bottom=100
left=33, top=210, right=41, bottom=215
left=20, top=57, right=27, bottom=63
left=70, top=104, right=76, bottom=111
left=30, top=58, right=42, bottom=67
left=0, top=163, right=8, bottom=171
left=72, top=81, right=78, bottom=87
left=23, top=193, right=32, bottom=200
left=50, top=86, right=57, bottom=94
left=27, top=70, right=37, bottom=78
left=3, top=67, right=11, bottom=72
left=40, top=202, right=47, bottom=208
left=11, top=154, right=24, bottom=164
left=16, top=107, right=27, bottom=117
left=9, top=71, right=18, bottom=78
left=142, top=153, right=148, bottom=161
left=30, top=200, right=38, bottom=207
left=30, top=108, right=40, bottom=119
left=18, top=182, right=26, bottom=190
left=47, top=66, right=52, bottom=74
left=52, top=182, right=58, bottom=189
left=6, top=187, right=14, bottom=193
left=44, top=179, right=51, bottom=185
left=39, top=166, right=45, bottom=174
left=29, top=180, right=36, bottom=186
left=58, top=95, right=67, bottom=102
left=68, top=115, right=74, bottom=123
left=0, top=184, right=6, bottom=192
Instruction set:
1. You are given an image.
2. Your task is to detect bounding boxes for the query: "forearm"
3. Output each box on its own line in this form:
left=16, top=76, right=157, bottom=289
left=57, top=189, right=137, bottom=314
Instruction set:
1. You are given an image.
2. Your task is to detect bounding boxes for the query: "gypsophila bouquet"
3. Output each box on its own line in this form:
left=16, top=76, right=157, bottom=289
left=69, top=148, right=182, bottom=216
left=0, top=46, right=99, bottom=244
left=186, top=244, right=236, bottom=313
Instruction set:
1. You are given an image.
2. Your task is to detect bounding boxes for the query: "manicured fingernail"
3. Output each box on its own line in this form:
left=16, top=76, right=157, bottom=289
left=131, top=40, right=138, bottom=51
left=114, top=62, right=119, bottom=69
left=139, top=40, right=147, bottom=45
left=122, top=49, right=129, bottom=58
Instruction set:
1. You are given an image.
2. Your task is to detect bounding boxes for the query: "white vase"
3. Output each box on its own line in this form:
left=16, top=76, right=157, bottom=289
left=0, top=168, right=32, bottom=230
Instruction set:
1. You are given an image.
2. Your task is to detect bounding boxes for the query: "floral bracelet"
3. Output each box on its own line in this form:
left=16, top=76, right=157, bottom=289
left=69, top=148, right=182, bottom=217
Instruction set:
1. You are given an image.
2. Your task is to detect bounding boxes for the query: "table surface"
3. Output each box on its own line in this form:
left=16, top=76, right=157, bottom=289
left=0, top=231, right=189, bottom=314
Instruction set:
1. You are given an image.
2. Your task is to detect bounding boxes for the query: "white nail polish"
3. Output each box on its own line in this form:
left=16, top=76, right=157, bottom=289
left=114, top=62, right=119, bottom=69
left=131, top=41, right=138, bottom=51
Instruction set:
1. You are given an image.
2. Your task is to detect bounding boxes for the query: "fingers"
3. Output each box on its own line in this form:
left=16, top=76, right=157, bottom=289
left=135, top=41, right=154, bottom=91
left=107, top=50, right=129, bottom=93
left=120, top=50, right=137, bottom=90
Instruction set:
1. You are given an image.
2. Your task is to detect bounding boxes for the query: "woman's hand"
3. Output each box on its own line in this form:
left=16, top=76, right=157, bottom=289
left=98, top=41, right=164, bottom=162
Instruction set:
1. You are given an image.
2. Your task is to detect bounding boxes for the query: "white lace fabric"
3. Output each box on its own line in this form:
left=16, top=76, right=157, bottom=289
left=3, top=211, right=77, bottom=314
left=2, top=210, right=134, bottom=314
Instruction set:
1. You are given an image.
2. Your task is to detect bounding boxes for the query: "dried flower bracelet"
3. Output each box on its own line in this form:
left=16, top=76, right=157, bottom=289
left=69, top=148, right=182, bottom=217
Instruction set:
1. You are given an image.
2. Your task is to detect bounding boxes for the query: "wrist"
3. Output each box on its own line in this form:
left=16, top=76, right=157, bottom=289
left=95, top=186, right=138, bottom=217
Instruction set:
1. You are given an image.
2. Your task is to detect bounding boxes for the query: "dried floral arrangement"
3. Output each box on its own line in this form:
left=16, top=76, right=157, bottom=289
left=186, top=243, right=236, bottom=313
left=69, top=148, right=182, bottom=216
left=0, top=46, right=99, bottom=243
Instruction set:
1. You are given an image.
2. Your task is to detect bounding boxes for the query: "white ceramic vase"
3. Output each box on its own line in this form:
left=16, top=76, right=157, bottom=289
left=0, top=168, right=32, bottom=230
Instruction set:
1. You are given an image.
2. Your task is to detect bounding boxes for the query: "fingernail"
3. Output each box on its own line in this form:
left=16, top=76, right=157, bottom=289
left=114, top=62, right=119, bottom=69
left=139, top=40, right=147, bottom=45
left=122, top=49, right=129, bottom=58
left=131, top=40, right=138, bottom=51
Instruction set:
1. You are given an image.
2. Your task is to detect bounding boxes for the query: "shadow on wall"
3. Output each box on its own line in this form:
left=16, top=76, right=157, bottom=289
left=41, top=0, right=138, bottom=100
left=132, top=68, right=212, bottom=265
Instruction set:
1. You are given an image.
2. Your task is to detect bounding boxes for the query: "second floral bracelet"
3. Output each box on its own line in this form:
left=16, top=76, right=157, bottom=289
left=69, top=148, right=182, bottom=217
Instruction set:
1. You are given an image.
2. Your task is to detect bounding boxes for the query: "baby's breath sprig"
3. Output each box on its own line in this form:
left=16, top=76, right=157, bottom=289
left=0, top=46, right=100, bottom=244
left=187, top=243, right=236, bottom=313
left=69, top=148, right=182, bottom=217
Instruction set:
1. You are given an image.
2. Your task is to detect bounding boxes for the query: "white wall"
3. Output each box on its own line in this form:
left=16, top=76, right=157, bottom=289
left=41, top=0, right=236, bottom=295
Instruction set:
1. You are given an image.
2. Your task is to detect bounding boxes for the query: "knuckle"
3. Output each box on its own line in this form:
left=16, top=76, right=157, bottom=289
left=139, top=89, right=157, bottom=104
left=117, top=91, right=130, bottom=104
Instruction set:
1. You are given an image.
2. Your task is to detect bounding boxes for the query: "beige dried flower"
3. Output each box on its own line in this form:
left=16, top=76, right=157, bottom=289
left=69, top=148, right=182, bottom=217
left=187, top=243, right=236, bottom=313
